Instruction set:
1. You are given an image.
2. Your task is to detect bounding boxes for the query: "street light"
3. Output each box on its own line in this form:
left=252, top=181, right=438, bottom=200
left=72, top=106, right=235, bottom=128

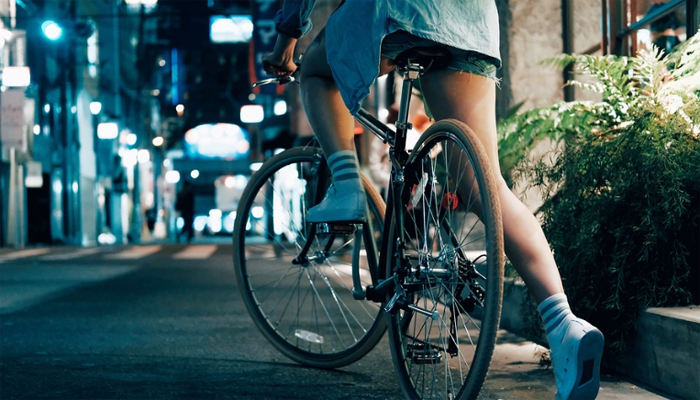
left=41, top=20, right=63, bottom=41
left=89, top=101, right=102, bottom=115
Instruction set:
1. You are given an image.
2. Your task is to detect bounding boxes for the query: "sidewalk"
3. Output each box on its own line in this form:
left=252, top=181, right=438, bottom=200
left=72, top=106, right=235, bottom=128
left=497, top=281, right=698, bottom=400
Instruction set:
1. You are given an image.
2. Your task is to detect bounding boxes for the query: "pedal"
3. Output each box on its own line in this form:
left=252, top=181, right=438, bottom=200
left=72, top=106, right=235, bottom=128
left=316, top=223, right=357, bottom=235
left=407, top=343, right=442, bottom=364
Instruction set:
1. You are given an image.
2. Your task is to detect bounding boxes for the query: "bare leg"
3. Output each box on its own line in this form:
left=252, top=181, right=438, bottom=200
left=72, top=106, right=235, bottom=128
left=420, top=70, right=564, bottom=303
left=299, top=30, right=355, bottom=155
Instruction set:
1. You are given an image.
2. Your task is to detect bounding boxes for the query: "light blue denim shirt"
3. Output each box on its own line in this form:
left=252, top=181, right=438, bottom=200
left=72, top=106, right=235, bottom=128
left=274, top=0, right=501, bottom=115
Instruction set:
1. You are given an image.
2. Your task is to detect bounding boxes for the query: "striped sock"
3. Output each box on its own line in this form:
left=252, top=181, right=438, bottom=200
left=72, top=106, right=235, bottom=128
left=538, top=293, right=574, bottom=335
left=327, top=150, right=364, bottom=192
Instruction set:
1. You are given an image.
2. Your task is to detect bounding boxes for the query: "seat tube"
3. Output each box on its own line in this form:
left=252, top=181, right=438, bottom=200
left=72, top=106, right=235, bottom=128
left=394, top=66, right=418, bottom=153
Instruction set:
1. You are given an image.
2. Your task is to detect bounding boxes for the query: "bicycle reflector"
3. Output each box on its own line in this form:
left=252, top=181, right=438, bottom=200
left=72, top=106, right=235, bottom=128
left=441, top=192, right=459, bottom=210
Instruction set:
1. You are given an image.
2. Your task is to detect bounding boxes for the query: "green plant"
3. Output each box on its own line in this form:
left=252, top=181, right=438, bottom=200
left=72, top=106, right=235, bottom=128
left=498, top=33, right=700, bottom=355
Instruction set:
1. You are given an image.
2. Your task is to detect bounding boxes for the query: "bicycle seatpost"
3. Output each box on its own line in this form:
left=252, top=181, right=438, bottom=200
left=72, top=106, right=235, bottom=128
left=394, top=64, right=422, bottom=158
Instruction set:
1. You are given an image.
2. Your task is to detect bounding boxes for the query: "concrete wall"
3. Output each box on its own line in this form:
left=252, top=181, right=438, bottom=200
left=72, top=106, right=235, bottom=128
left=616, top=307, right=700, bottom=400
left=506, top=0, right=602, bottom=110
left=508, top=0, right=564, bottom=110
left=504, top=0, right=602, bottom=211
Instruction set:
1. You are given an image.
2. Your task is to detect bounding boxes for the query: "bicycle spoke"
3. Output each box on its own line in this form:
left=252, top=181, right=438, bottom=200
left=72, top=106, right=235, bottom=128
left=388, top=124, right=503, bottom=400
left=234, top=148, right=387, bottom=368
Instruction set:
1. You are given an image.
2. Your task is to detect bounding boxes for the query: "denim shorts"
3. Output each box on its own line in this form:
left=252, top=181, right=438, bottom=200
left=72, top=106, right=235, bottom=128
left=380, top=30, right=499, bottom=79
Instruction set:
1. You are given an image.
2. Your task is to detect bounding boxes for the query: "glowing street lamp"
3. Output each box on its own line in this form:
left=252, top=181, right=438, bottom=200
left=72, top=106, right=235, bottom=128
left=89, top=101, right=102, bottom=115
left=41, top=20, right=63, bottom=41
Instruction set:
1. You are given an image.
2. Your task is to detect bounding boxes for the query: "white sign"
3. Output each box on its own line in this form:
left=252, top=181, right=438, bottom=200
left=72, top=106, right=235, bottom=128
left=1, top=90, right=26, bottom=150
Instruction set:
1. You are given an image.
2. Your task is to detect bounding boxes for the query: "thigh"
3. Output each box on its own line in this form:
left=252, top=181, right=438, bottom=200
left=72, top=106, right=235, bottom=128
left=300, top=28, right=334, bottom=79
left=420, top=70, right=501, bottom=176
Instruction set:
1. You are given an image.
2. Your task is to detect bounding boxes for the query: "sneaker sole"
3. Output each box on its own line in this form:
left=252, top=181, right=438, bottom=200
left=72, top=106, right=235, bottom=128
left=568, top=329, right=604, bottom=400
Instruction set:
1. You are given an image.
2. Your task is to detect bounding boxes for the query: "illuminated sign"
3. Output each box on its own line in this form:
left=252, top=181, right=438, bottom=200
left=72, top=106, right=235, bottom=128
left=210, top=15, right=253, bottom=43
left=184, top=123, right=250, bottom=159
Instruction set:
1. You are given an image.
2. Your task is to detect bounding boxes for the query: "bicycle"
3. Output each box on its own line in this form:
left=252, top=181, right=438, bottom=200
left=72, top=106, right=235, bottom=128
left=233, top=49, right=505, bottom=400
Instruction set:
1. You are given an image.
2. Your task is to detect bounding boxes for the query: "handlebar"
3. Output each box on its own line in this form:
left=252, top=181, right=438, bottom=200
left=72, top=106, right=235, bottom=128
left=252, top=75, right=297, bottom=88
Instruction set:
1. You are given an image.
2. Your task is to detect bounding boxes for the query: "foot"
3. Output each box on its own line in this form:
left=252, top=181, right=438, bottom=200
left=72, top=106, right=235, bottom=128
left=551, top=318, right=604, bottom=400
left=307, top=184, right=367, bottom=223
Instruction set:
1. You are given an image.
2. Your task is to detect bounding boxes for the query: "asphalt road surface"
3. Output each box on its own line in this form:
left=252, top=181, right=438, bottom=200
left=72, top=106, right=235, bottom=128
left=0, top=243, right=676, bottom=400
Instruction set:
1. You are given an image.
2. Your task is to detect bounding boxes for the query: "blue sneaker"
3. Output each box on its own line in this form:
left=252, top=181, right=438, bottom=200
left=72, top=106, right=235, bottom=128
left=307, top=184, right=367, bottom=223
left=551, top=318, right=604, bottom=400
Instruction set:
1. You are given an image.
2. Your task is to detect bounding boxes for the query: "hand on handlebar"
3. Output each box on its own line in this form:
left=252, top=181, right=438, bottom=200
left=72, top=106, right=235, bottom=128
left=262, top=56, right=297, bottom=78
left=254, top=57, right=301, bottom=88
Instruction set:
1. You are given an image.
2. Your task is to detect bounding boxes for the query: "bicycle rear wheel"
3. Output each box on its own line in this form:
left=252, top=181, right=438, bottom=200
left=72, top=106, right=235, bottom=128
left=233, top=147, right=386, bottom=369
left=386, top=119, right=504, bottom=399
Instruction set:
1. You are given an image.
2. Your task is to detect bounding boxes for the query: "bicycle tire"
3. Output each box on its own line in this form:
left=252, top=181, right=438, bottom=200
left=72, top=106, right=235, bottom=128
left=386, top=119, right=505, bottom=399
left=233, top=147, right=387, bottom=369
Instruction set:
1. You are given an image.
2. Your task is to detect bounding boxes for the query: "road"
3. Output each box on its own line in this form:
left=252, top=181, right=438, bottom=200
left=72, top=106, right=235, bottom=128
left=0, top=242, right=677, bottom=400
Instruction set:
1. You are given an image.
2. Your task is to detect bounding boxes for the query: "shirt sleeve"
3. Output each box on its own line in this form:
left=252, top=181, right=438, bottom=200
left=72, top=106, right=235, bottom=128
left=273, top=0, right=317, bottom=38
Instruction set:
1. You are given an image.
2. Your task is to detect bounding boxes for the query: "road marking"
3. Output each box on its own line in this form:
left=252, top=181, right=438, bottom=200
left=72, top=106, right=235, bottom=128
left=173, top=245, right=218, bottom=260
left=106, top=245, right=162, bottom=260
left=39, top=248, right=101, bottom=261
left=0, top=265, right=138, bottom=314
left=0, top=248, right=50, bottom=263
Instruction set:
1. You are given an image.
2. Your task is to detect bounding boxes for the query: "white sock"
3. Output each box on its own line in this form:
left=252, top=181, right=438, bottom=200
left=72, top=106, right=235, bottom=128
left=327, top=150, right=364, bottom=192
left=538, top=293, right=574, bottom=338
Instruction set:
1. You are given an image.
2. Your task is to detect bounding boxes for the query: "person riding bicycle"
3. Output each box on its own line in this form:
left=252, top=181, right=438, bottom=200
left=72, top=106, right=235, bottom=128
left=262, top=1, right=604, bottom=399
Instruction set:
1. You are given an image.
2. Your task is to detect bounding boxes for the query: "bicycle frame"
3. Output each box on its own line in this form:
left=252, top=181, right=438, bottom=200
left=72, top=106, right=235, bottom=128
left=252, top=61, right=442, bottom=304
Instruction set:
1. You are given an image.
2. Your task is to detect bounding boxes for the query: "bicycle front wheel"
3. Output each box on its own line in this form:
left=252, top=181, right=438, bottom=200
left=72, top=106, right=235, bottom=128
left=386, top=119, right=505, bottom=400
left=233, top=147, right=386, bottom=369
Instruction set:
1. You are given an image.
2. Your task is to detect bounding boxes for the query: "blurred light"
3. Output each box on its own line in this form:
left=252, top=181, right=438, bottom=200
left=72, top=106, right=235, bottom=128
left=44, top=104, right=51, bottom=113
left=25, top=161, right=43, bottom=188
left=208, top=209, right=222, bottom=233
left=175, top=104, right=185, bottom=116
left=41, top=20, right=63, bottom=41
left=165, top=170, right=181, bottom=184
left=152, top=136, right=164, bottom=146
left=152, top=89, right=160, bottom=96
left=194, top=216, right=207, bottom=232
left=97, top=122, right=119, bottom=139
left=52, top=177, right=62, bottom=193
left=183, top=123, right=250, bottom=159
left=89, top=101, right=102, bottom=115
left=240, top=104, right=264, bottom=123
left=379, top=108, right=389, bottom=120
left=176, top=217, right=184, bottom=230
left=235, top=175, right=247, bottom=189
left=274, top=100, right=287, bottom=116
left=121, top=149, right=138, bottom=168
left=126, top=0, right=158, bottom=4
left=224, top=175, right=236, bottom=188
left=223, top=213, right=235, bottom=233
left=2, top=66, right=30, bottom=87
left=248, top=94, right=256, bottom=101
left=163, top=158, right=171, bottom=168
left=158, top=58, right=166, bottom=67
left=210, top=15, right=253, bottom=43
left=138, top=149, right=150, bottom=163
left=250, top=162, right=263, bottom=171
left=251, top=206, right=264, bottom=219
left=190, top=170, right=200, bottom=179
left=72, top=182, right=78, bottom=193
left=71, top=106, right=77, bottom=114
left=126, top=133, right=137, bottom=146
left=638, top=28, right=651, bottom=45
left=33, top=124, right=40, bottom=135
left=97, top=232, right=118, bottom=245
